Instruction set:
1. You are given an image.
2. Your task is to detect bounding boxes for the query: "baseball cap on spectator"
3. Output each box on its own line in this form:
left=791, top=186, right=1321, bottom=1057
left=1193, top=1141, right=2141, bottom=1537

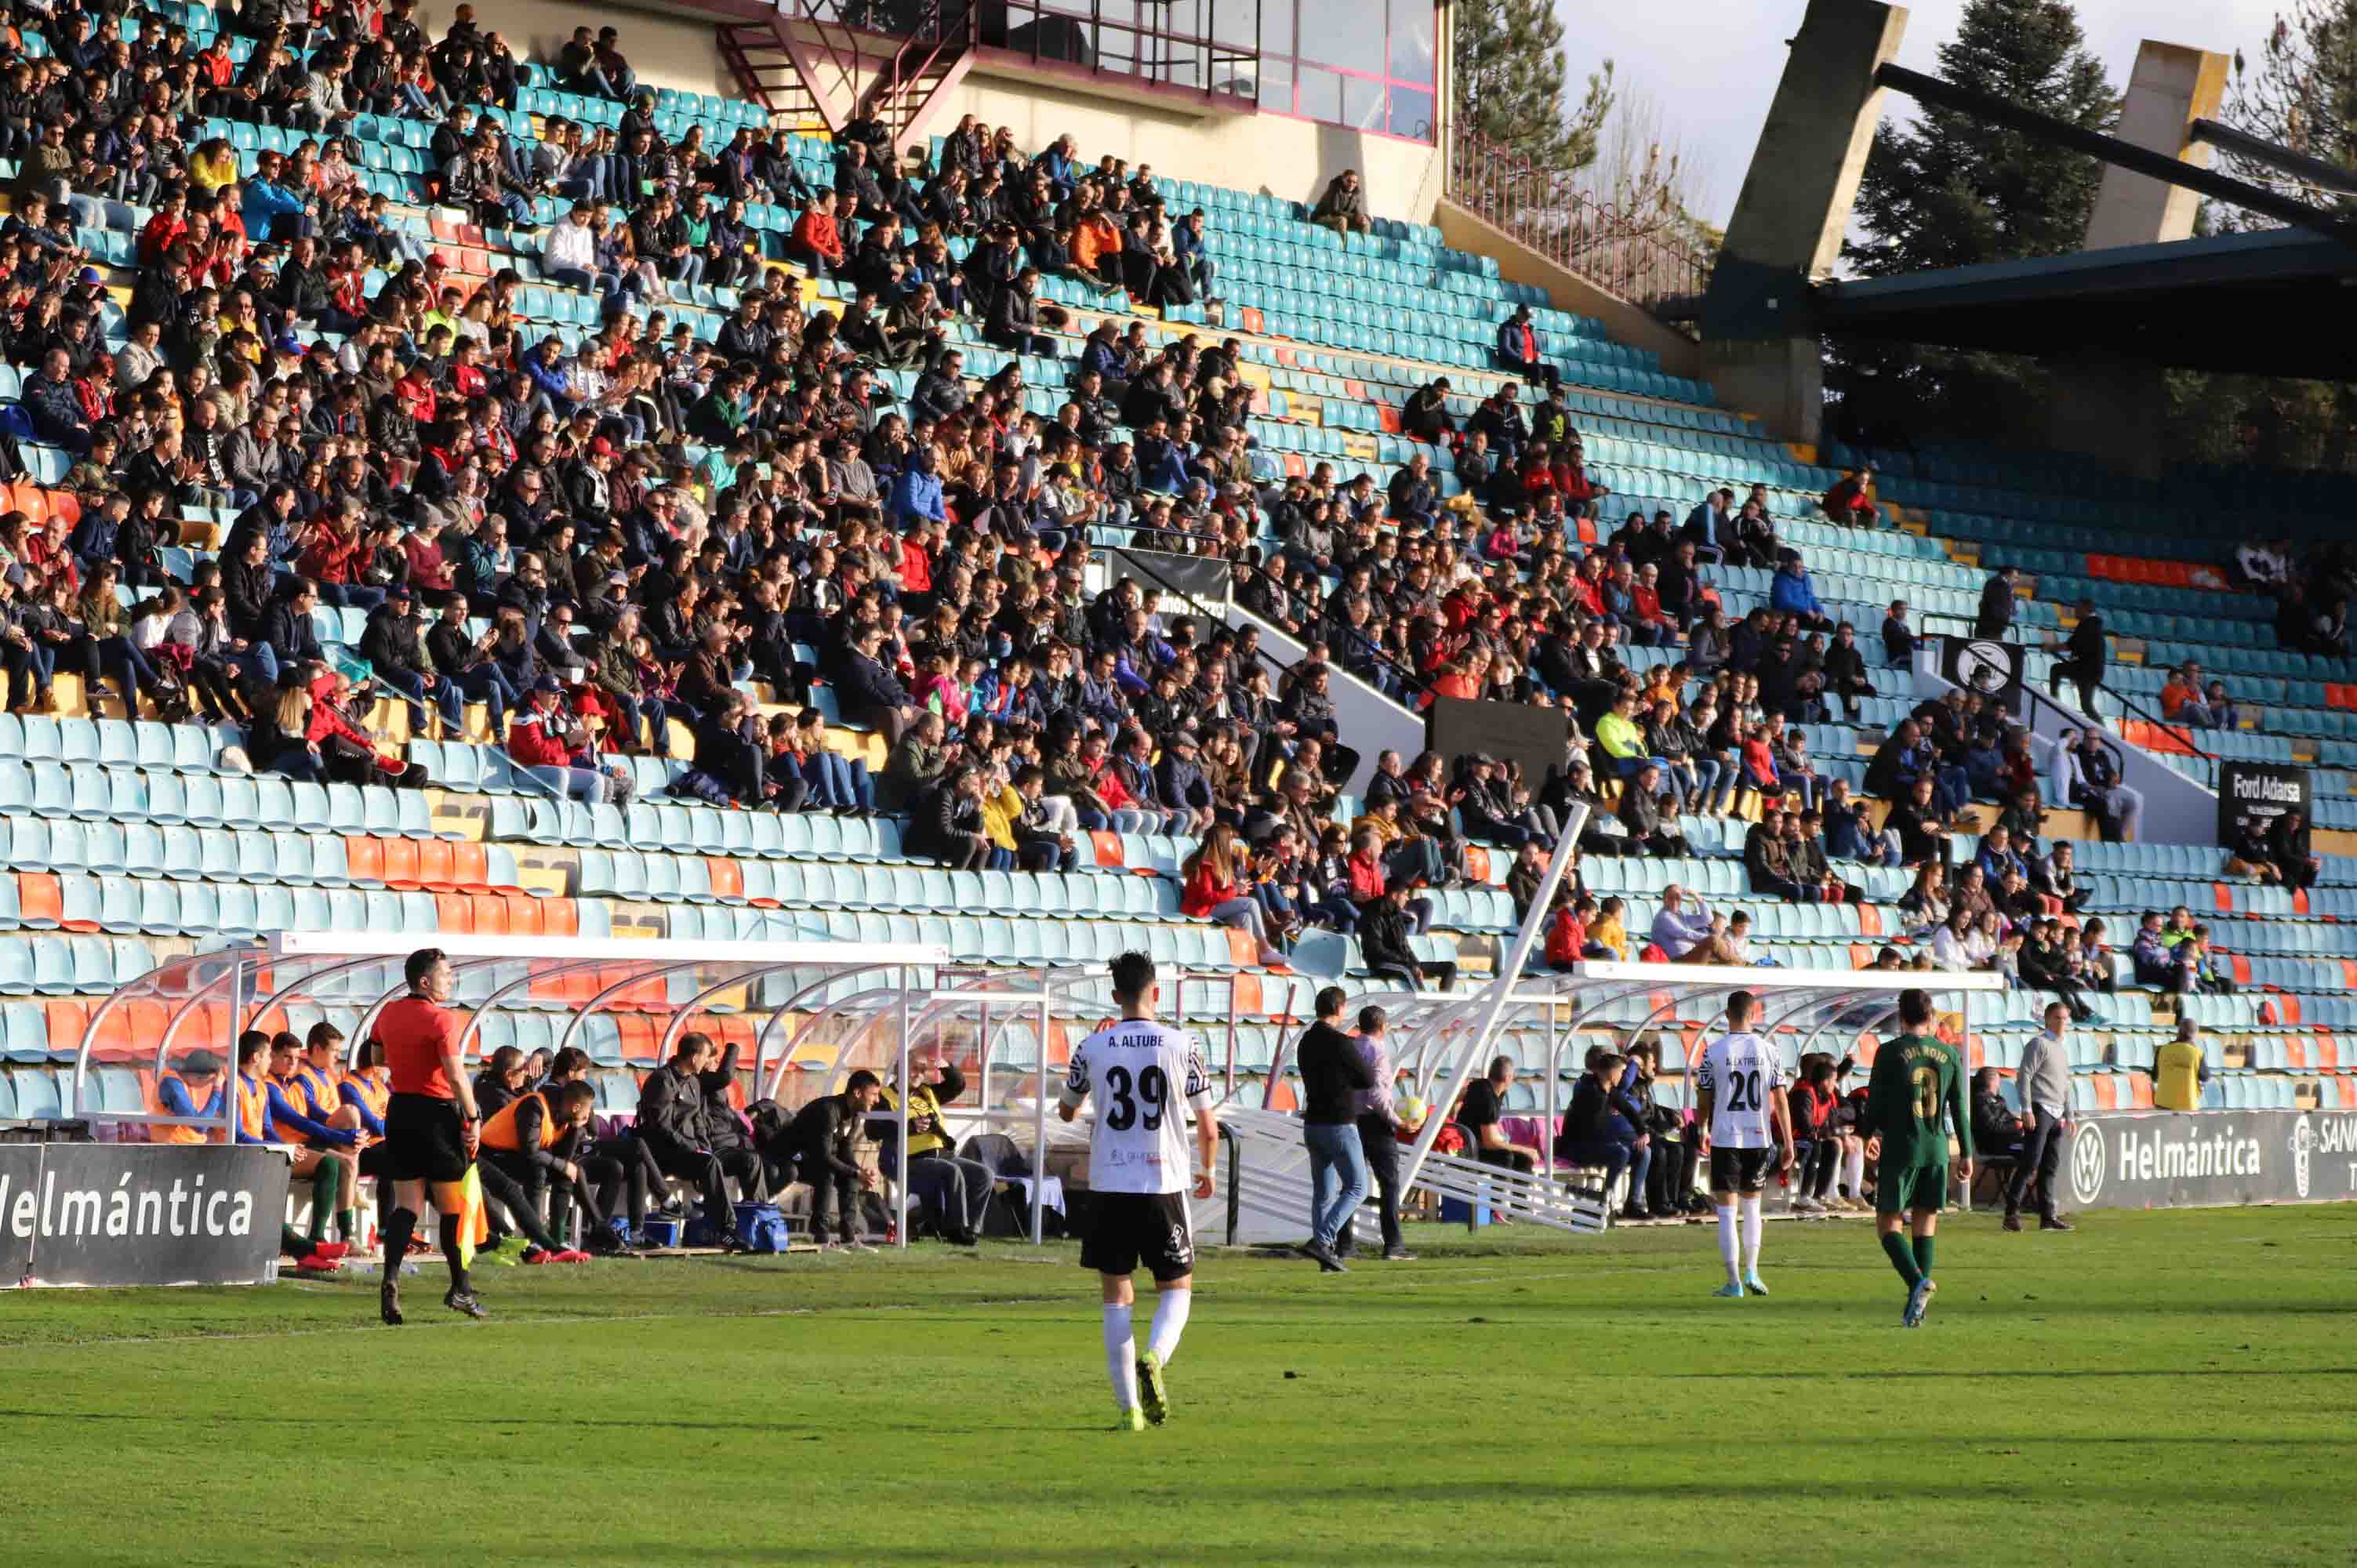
left=77, top=266, right=99, bottom=285
left=532, top=675, right=562, bottom=696
left=590, top=437, right=613, bottom=457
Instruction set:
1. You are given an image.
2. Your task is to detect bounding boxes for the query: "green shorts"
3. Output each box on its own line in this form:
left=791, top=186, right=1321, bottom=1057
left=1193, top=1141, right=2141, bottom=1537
left=1876, top=1161, right=1948, bottom=1216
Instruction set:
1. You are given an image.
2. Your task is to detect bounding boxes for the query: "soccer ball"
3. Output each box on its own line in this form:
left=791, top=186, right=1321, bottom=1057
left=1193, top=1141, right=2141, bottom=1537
left=1396, top=1094, right=1429, bottom=1129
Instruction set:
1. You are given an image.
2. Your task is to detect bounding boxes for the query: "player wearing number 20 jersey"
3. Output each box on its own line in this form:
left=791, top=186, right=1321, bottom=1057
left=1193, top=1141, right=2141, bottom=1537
left=1692, top=993, right=1793, bottom=1301
left=1696, top=1027, right=1784, bottom=1192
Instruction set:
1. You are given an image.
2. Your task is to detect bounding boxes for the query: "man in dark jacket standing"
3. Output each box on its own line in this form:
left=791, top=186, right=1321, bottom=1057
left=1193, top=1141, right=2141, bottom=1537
left=2047, top=597, right=2106, bottom=715
left=785, top=1068, right=884, bottom=1250
left=634, top=1035, right=749, bottom=1250
left=1974, top=565, right=2017, bottom=638
left=1342, top=1004, right=1414, bottom=1263
left=1295, top=986, right=1372, bottom=1273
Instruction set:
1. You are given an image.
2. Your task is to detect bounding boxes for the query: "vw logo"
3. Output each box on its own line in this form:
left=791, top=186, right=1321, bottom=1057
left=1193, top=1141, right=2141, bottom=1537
left=2068, top=1121, right=2106, bottom=1207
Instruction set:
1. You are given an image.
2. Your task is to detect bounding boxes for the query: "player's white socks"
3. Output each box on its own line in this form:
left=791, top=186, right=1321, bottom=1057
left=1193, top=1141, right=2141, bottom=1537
left=1715, top=1203, right=1740, bottom=1285
left=1739, top=1193, right=1763, bottom=1276
left=1148, top=1287, right=1191, bottom=1365
left=1103, top=1305, right=1140, bottom=1412
left=1842, top=1142, right=1865, bottom=1198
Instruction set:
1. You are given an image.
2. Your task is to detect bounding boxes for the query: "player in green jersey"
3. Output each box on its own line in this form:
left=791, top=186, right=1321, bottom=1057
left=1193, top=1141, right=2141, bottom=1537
left=1862, top=989, right=1973, bottom=1327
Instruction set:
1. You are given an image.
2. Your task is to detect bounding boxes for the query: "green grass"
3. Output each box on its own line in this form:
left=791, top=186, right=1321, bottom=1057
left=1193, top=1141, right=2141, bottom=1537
left=0, top=1207, right=2352, bottom=1566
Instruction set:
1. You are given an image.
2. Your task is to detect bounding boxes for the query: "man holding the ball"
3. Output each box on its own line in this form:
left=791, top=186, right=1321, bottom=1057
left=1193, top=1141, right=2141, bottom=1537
left=1343, top=1004, right=1417, bottom=1262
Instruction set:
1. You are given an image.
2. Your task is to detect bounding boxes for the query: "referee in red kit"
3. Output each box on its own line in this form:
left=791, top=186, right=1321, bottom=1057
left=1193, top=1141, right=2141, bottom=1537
left=376, top=947, right=488, bottom=1323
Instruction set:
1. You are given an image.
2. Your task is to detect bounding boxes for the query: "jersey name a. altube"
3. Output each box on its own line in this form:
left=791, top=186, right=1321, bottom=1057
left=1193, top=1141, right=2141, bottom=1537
left=1060, top=1019, right=1214, bottom=1195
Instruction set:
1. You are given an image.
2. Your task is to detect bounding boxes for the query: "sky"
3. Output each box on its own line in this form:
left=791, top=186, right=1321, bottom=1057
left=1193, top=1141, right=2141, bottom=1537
left=1564, top=0, right=2291, bottom=224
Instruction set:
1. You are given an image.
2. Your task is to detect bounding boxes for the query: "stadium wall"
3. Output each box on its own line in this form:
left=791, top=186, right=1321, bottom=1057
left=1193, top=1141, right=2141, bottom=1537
left=944, top=70, right=1447, bottom=230
left=1433, top=199, right=1704, bottom=382
left=433, top=2, right=1446, bottom=224
left=416, top=1, right=743, bottom=103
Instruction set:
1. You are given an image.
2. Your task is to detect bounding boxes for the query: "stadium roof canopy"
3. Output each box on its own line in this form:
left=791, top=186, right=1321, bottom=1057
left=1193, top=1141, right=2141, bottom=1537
left=68, top=932, right=950, bottom=1141
left=1817, top=226, right=2357, bottom=381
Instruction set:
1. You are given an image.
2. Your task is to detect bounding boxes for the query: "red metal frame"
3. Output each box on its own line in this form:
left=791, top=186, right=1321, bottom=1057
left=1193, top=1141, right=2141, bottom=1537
left=1255, top=0, right=1437, bottom=140
left=1444, top=122, right=1712, bottom=310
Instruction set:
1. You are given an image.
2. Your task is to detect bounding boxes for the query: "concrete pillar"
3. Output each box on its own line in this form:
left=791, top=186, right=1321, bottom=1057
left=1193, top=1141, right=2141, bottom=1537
left=2084, top=41, right=2231, bottom=251
left=1701, top=0, right=1910, bottom=443
left=2048, top=39, right=2231, bottom=480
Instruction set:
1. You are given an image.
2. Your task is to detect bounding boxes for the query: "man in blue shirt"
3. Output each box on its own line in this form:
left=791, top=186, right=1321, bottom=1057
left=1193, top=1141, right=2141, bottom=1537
left=1770, top=556, right=1833, bottom=631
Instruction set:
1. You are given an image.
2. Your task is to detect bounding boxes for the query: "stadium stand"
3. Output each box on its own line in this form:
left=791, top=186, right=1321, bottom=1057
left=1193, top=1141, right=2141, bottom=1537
left=4, top=0, right=2355, bottom=1208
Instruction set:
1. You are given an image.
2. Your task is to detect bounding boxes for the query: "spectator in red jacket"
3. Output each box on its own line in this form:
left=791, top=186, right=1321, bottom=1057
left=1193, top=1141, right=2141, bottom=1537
left=789, top=189, right=846, bottom=278
left=1556, top=438, right=1610, bottom=517
left=1821, top=466, right=1880, bottom=528
left=508, top=675, right=613, bottom=803
left=1545, top=891, right=1599, bottom=971
left=1180, top=823, right=1281, bottom=965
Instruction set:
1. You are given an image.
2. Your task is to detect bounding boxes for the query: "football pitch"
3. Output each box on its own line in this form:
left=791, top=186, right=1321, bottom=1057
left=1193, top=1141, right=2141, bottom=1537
left=0, top=1206, right=2348, bottom=1567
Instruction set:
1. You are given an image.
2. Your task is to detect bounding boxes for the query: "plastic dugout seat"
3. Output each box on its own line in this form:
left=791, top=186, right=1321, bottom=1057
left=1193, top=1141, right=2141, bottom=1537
left=9, top=1067, right=61, bottom=1120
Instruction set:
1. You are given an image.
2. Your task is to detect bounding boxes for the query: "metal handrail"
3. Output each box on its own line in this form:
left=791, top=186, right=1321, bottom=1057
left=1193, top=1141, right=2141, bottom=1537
left=2096, top=680, right=2219, bottom=764
left=1225, top=550, right=1435, bottom=706
left=1443, top=123, right=1711, bottom=310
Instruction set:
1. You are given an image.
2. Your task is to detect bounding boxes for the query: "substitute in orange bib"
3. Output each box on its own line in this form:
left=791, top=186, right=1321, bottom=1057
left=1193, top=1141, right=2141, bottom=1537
left=343, top=1036, right=400, bottom=1256
left=265, top=1030, right=359, bottom=1269
left=481, top=1080, right=616, bottom=1257
left=152, top=1050, right=225, bottom=1144
left=228, top=1031, right=337, bottom=1269
left=466, top=1047, right=589, bottom=1265
left=296, top=1024, right=373, bottom=1250
left=375, top=946, right=488, bottom=1324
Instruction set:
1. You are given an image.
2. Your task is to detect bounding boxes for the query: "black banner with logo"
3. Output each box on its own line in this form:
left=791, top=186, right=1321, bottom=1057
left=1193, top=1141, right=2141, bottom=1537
left=2060, top=1108, right=2357, bottom=1212
left=0, top=1144, right=289, bottom=1289
left=2216, top=760, right=2311, bottom=848
left=1427, top=696, right=1576, bottom=808
left=1940, top=636, right=2026, bottom=718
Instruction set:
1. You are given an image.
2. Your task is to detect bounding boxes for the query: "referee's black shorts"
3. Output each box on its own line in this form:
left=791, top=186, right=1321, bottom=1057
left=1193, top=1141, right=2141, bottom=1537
left=383, top=1092, right=470, bottom=1184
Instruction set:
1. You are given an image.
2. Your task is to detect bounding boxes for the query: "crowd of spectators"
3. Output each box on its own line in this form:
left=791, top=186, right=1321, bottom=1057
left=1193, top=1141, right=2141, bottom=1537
left=0, top=0, right=2323, bottom=1051
left=0, top=0, right=2005, bottom=988
left=2241, top=535, right=2355, bottom=659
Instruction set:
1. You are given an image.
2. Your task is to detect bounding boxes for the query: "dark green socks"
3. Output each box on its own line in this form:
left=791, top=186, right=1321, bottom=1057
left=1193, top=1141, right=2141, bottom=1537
left=1881, top=1231, right=1923, bottom=1287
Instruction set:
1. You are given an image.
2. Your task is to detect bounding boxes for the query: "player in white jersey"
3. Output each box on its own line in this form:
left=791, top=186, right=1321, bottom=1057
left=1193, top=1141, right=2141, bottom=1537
left=1692, top=990, right=1792, bottom=1299
left=1058, top=951, right=1219, bottom=1432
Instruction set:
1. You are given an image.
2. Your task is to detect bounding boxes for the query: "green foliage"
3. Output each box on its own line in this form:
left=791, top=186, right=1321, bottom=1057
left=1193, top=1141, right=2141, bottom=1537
left=2177, top=4, right=2357, bottom=473
left=1829, top=0, right=2119, bottom=445
left=2220, top=0, right=2357, bottom=220
left=1451, top=0, right=1612, bottom=173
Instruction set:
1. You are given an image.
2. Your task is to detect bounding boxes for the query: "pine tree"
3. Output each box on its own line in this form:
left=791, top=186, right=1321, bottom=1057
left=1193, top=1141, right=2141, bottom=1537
left=1829, top=0, right=2120, bottom=443
left=2220, top=1, right=2357, bottom=219
left=2165, top=4, right=2357, bottom=476
left=1451, top=0, right=1613, bottom=174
